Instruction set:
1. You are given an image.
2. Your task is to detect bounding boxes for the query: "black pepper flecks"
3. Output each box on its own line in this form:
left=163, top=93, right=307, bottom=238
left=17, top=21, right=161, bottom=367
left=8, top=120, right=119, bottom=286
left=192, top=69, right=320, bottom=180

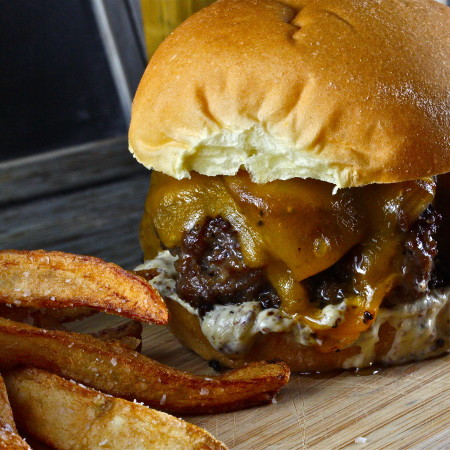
left=208, top=359, right=224, bottom=372
left=363, top=311, right=373, bottom=324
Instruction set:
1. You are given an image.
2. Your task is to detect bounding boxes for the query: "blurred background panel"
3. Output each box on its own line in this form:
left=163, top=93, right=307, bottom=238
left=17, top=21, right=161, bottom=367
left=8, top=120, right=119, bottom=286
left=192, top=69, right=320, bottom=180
left=0, top=0, right=129, bottom=161
left=0, top=0, right=215, bottom=163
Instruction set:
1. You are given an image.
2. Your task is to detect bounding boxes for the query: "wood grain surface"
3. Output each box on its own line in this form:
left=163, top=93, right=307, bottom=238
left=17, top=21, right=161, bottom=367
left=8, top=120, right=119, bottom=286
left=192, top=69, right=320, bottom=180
left=67, top=314, right=450, bottom=450
left=1, top=144, right=449, bottom=449
left=0, top=137, right=145, bottom=206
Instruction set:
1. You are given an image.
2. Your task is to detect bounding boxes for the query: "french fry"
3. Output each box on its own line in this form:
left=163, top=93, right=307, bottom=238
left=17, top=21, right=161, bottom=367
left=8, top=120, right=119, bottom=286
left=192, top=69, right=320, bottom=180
left=5, top=368, right=227, bottom=450
left=16, top=436, right=50, bottom=450
left=0, top=375, right=30, bottom=450
left=0, top=304, right=141, bottom=349
left=0, top=250, right=168, bottom=324
left=0, top=305, right=95, bottom=330
left=93, top=320, right=143, bottom=342
left=93, top=321, right=143, bottom=351
left=0, top=318, right=290, bottom=414
left=31, top=306, right=95, bottom=328
left=0, top=428, right=31, bottom=450
left=0, top=374, right=17, bottom=434
left=0, top=305, right=36, bottom=325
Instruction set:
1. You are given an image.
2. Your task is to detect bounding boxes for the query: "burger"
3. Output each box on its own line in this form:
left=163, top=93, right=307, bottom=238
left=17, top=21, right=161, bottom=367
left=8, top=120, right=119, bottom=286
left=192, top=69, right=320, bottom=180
left=130, top=0, right=450, bottom=372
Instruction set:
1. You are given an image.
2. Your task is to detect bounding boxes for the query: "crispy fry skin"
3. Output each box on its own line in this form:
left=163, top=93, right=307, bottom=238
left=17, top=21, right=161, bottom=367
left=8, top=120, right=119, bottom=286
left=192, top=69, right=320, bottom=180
left=0, top=305, right=142, bottom=349
left=31, top=307, right=95, bottom=328
left=0, top=250, right=168, bottom=324
left=0, top=305, right=95, bottom=330
left=0, top=428, right=31, bottom=450
left=93, top=320, right=143, bottom=342
left=0, top=375, right=30, bottom=450
left=93, top=321, right=143, bottom=351
left=0, top=318, right=290, bottom=414
left=4, top=368, right=227, bottom=450
left=0, top=375, right=16, bottom=434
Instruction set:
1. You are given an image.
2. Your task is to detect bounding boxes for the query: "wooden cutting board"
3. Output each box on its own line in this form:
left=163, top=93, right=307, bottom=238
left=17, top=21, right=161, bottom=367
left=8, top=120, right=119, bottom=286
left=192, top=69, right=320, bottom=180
left=3, top=146, right=448, bottom=449
left=68, top=314, right=450, bottom=450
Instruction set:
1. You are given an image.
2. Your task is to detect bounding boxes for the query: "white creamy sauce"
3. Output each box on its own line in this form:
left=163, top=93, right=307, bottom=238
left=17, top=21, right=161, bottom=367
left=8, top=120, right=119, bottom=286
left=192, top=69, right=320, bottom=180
left=343, top=289, right=450, bottom=368
left=305, top=302, right=347, bottom=328
left=135, top=251, right=338, bottom=354
left=200, top=301, right=348, bottom=354
left=200, top=302, right=312, bottom=354
left=135, top=251, right=196, bottom=316
left=137, top=251, right=450, bottom=364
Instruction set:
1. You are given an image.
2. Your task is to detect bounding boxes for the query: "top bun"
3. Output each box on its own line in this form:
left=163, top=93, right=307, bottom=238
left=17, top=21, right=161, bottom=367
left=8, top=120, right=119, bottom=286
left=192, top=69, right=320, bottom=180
left=129, top=0, right=450, bottom=188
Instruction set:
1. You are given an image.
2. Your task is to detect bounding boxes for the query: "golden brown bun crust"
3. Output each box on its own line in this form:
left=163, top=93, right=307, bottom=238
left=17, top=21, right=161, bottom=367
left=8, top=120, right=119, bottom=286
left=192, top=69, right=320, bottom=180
left=129, top=0, right=450, bottom=187
left=167, top=300, right=400, bottom=372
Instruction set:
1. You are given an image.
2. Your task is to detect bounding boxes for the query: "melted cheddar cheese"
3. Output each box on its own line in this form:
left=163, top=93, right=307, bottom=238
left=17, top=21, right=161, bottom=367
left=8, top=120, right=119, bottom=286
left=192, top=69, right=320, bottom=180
left=141, top=171, right=435, bottom=352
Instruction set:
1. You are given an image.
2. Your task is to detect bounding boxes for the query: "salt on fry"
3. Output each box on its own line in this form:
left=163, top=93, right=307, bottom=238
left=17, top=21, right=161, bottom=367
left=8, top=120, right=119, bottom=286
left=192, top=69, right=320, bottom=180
left=0, top=374, right=30, bottom=449
left=0, top=317, right=290, bottom=414
left=5, top=368, right=227, bottom=450
left=0, top=250, right=168, bottom=324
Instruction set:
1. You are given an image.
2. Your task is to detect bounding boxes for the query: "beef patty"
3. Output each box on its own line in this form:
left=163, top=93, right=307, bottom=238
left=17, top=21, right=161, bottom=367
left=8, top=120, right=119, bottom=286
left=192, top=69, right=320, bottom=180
left=307, top=205, right=442, bottom=308
left=383, top=205, right=440, bottom=306
left=174, top=206, right=442, bottom=314
left=173, top=216, right=280, bottom=316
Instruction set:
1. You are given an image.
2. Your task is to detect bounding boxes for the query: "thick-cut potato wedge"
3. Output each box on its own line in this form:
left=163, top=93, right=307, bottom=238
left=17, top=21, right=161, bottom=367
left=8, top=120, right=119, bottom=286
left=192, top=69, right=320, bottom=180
left=0, top=318, right=290, bottom=414
left=0, top=375, right=30, bottom=450
left=0, top=305, right=95, bottom=330
left=5, top=368, right=227, bottom=450
left=0, top=375, right=16, bottom=433
left=0, top=250, right=167, bottom=324
left=31, top=306, right=95, bottom=328
left=0, top=305, right=141, bottom=349
left=93, top=320, right=143, bottom=342
left=0, top=305, right=93, bottom=325
left=0, top=428, right=31, bottom=450
left=93, top=321, right=143, bottom=351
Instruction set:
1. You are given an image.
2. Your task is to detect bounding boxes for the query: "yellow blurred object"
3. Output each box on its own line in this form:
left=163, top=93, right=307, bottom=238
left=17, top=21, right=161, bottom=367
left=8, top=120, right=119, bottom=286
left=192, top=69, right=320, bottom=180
left=141, top=0, right=215, bottom=57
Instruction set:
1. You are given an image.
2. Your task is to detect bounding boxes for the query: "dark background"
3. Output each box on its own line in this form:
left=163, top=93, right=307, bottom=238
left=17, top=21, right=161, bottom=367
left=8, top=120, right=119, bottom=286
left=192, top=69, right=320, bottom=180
left=0, top=0, right=129, bottom=161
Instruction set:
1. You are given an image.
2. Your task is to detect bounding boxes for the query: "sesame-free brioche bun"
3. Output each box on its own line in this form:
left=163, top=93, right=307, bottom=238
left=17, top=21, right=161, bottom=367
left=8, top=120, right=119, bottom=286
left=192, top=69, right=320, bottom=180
left=129, top=0, right=450, bottom=188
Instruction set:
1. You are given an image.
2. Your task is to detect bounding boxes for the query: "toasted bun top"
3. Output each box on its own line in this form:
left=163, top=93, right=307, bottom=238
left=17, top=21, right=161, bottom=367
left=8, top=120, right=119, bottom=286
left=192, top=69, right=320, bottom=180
left=129, top=0, right=450, bottom=187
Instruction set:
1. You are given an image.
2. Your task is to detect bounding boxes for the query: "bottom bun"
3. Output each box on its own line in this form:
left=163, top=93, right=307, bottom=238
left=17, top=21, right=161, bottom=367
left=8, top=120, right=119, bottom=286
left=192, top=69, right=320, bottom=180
left=166, top=293, right=450, bottom=372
